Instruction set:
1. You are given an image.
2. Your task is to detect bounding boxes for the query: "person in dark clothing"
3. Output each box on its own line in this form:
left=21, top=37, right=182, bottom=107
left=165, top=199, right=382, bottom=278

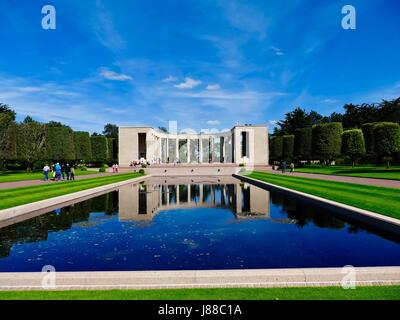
left=65, top=163, right=71, bottom=180
left=61, top=164, right=66, bottom=180
left=281, top=160, right=287, bottom=173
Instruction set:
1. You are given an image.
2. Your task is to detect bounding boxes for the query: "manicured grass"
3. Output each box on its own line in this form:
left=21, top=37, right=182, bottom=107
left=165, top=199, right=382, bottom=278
left=0, top=286, right=398, bottom=300
left=0, top=170, right=98, bottom=183
left=295, top=165, right=400, bottom=180
left=0, top=173, right=144, bottom=210
left=246, top=171, right=400, bottom=220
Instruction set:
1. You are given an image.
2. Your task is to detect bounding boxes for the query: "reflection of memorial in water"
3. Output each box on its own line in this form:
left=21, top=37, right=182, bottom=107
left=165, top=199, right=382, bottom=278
left=118, top=177, right=270, bottom=222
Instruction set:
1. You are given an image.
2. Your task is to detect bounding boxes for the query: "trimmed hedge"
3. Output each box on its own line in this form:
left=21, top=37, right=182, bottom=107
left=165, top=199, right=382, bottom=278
left=312, top=122, right=343, bottom=162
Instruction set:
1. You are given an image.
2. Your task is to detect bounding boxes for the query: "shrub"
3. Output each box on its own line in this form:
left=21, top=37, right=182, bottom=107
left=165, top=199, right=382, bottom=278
left=341, top=129, right=366, bottom=166
left=90, top=136, right=109, bottom=164
left=139, top=169, right=145, bottom=174
left=269, top=136, right=283, bottom=161
left=99, top=166, right=106, bottom=173
left=373, top=122, right=400, bottom=167
left=48, top=126, right=75, bottom=161
left=74, top=131, right=92, bottom=162
left=312, top=122, right=343, bottom=162
left=282, top=135, right=294, bottom=161
left=80, top=165, right=88, bottom=171
left=294, top=127, right=312, bottom=161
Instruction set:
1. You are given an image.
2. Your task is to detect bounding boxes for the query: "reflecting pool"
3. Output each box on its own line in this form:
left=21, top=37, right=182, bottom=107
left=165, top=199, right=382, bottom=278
left=0, top=176, right=399, bottom=272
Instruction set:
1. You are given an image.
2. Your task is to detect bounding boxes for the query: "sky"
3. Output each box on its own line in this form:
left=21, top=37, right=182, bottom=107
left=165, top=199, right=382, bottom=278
left=0, top=0, right=399, bottom=133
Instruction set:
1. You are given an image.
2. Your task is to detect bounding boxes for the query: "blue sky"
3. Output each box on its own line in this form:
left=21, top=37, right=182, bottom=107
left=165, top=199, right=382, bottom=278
left=0, top=0, right=399, bottom=133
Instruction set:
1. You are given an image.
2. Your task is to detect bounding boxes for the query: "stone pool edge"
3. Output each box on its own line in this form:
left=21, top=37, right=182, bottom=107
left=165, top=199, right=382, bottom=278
left=0, top=267, right=399, bottom=290
left=0, top=174, right=151, bottom=226
left=233, top=174, right=400, bottom=235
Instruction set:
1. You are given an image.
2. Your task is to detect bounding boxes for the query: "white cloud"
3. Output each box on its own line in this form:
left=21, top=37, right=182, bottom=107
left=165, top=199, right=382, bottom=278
left=174, top=77, right=202, bottom=89
left=207, top=120, right=220, bottom=125
left=206, top=84, right=221, bottom=91
left=269, top=46, right=284, bottom=56
left=100, top=68, right=132, bottom=81
left=162, top=75, right=177, bottom=83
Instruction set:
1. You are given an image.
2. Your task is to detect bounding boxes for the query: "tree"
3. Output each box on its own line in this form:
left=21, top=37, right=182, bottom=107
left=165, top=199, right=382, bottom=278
left=275, top=107, right=325, bottom=135
left=0, top=113, right=17, bottom=170
left=47, top=126, right=76, bottom=162
left=373, top=122, right=400, bottom=168
left=312, top=122, right=343, bottom=163
left=269, top=136, right=283, bottom=162
left=16, top=122, right=47, bottom=171
left=23, top=116, right=36, bottom=124
left=341, top=129, right=365, bottom=166
left=74, top=131, right=92, bottom=162
left=294, top=127, right=312, bottom=161
left=90, top=136, right=109, bottom=164
left=107, top=137, right=117, bottom=162
left=0, top=103, right=16, bottom=120
left=103, top=123, right=118, bottom=139
left=361, top=123, right=377, bottom=160
left=282, top=135, right=294, bottom=161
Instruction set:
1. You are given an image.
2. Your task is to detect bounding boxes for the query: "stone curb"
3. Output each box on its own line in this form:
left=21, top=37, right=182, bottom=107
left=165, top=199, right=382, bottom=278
left=233, top=174, right=400, bottom=235
left=0, top=175, right=150, bottom=225
left=0, top=267, right=399, bottom=290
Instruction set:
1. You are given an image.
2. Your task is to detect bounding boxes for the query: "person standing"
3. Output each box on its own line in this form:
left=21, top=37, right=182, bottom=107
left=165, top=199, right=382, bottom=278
left=43, top=164, right=50, bottom=181
left=70, top=166, right=75, bottom=180
left=61, top=164, right=66, bottom=180
left=65, top=164, right=71, bottom=180
left=290, top=163, right=295, bottom=173
left=281, top=160, right=287, bottom=174
left=55, top=163, right=62, bottom=181
left=115, top=163, right=119, bottom=173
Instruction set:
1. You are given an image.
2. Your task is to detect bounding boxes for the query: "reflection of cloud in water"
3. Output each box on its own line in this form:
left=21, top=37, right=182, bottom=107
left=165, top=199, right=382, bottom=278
left=182, top=238, right=199, bottom=249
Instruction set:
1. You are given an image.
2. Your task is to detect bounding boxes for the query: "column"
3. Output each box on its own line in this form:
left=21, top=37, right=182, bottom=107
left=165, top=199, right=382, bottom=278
left=176, top=138, right=179, bottom=162
left=187, top=138, right=191, bottom=163
left=199, top=137, right=203, bottom=163
left=166, top=138, right=169, bottom=163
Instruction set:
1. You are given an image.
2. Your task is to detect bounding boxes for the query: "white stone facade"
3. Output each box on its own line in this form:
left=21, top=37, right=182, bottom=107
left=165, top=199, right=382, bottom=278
left=119, top=125, right=269, bottom=166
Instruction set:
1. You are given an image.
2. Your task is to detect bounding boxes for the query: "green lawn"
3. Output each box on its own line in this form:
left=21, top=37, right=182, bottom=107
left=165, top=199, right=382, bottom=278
left=246, top=171, right=400, bottom=220
left=0, top=170, right=99, bottom=183
left=295, top=165, right=400, bottom=180
left=0, top=173, right=144, bottom=210
left=0, top=286, right=398, bottom=300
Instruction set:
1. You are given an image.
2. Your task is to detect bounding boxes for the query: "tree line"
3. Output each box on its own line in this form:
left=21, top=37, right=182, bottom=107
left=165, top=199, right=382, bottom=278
left=270, top=97, right=400, bottom=167
left=0, top=104, right=119, bottom=171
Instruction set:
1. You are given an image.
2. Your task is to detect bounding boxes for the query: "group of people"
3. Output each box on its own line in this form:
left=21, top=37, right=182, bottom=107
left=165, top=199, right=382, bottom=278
left=42, top=163, right=75, bottom=181
left=272, top=161, right=295, bottom=173
left=111, top=164, right=119, bottom=173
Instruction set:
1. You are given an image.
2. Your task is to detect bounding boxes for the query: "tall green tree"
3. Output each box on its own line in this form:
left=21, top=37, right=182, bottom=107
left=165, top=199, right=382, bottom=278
left=312, top=122, right=343, bottom=163
left=16, top=122, right=47, bottom=171
left=74, top=131, right=92, bottom=162
left=47, top=126, right=76, bottom=162
left=90, top=136, right=109, bottom=164
left=282, top=135, right=294, bottom=161
left=103, top=123, right=118, bottom=139
left=0, top=113, right=17, bottom=170
left=341, top=129, right=366, bottom=167
left=361, top=123, right=377, bottom=160
left=107, top=137, right=117, bottom=162
left=0, top=103, right=16, bottom=120
left=294, top=127, right=312, bottom=161
left=269, top=136, right=283, bottom=162
left=373, top=122, right=400, bottom=168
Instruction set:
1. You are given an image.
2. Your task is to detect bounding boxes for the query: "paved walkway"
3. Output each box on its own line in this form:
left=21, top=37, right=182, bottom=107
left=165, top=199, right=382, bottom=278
left=255, top=166, right=400, bottom=189
left=0, top=173, right=114, bottom=190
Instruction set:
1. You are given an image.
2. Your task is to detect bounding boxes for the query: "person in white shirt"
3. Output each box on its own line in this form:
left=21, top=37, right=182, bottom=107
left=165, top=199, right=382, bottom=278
left=43, top=164, right=50, bottom=181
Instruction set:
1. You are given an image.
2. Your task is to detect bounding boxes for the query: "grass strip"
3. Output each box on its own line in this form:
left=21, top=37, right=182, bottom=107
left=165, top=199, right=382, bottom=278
left=0, top=173, right=144, bottom=210
left=0, top=286, right=398, bottom=300
left=246, top=171, right=400, bottom=220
